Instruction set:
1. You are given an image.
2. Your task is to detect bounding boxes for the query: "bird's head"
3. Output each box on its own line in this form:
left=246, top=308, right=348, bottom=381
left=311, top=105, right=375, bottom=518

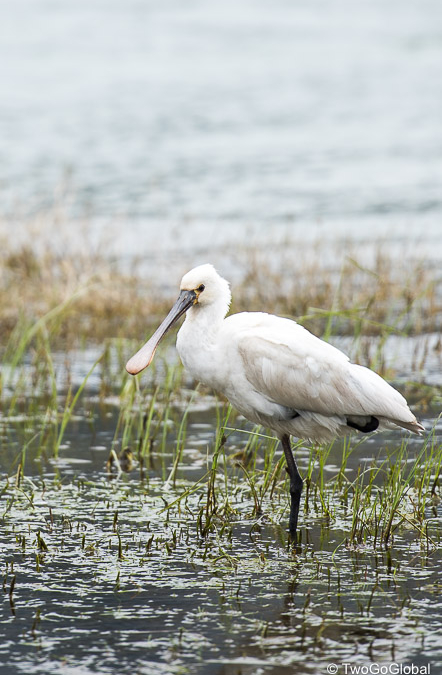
left=126, top=263, right=230, bottom=375
left=179, top=263, right=230, bottom=309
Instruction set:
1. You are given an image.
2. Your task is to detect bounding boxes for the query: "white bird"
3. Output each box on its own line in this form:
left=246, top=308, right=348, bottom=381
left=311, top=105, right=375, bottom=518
left=126, top=264, right=424, bottom=538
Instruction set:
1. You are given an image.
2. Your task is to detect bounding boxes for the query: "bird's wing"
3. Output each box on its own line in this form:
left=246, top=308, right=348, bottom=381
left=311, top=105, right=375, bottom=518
left=235, top=317, right=411, bottom=421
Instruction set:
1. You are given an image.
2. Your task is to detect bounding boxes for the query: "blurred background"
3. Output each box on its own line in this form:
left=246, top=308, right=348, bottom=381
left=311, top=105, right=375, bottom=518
left=1, top=0, right=442, bottom=275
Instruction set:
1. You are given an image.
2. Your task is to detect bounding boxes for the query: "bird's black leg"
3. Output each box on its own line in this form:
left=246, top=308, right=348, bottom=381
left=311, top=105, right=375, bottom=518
left=281, top=434, right=303, bottom=540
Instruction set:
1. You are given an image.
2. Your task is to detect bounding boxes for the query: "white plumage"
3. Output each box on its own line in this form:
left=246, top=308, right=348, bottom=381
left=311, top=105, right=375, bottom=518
left=126, top=263, right=424, bottom=537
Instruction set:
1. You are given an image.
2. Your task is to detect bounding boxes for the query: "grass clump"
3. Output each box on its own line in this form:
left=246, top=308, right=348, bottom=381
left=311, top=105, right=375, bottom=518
left=235, top=246, right=441, bottom=337
left=0, top=211, right=440, bottom=554
left=0, top=215, right=440, bottom=355
left=0, top=242, right=165, bottom=348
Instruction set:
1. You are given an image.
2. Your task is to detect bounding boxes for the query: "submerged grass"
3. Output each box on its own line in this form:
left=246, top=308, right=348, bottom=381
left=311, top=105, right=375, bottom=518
left=103, top=366, right=441, bottom=554
left=3, top=336, right=440, bottom=552
left=0, top=348, right=440, bottom=670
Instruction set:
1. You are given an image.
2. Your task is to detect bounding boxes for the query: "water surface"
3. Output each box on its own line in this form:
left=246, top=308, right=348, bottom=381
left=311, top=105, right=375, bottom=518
left=1, top=0, right=442, bottom=263
left=0, top=337, right=441, bottom=674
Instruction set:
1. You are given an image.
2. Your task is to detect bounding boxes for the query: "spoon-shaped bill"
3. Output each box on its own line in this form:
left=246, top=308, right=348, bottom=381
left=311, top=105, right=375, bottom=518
left=126, top=289, right=196, bottom=375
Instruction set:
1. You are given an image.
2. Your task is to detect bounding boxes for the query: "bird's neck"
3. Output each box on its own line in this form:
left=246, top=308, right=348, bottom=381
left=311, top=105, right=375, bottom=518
left=183, top=302, right=226, bottom=341
left=176, top=303, right=227, bottom=388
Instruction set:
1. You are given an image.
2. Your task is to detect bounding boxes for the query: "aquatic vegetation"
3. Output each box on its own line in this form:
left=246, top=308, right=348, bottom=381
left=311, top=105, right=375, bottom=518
left=0, top=224, right=441, bottom=673
left=0, top=380, right=441, bottom=673
left=0, top=219, right=441, bottom=350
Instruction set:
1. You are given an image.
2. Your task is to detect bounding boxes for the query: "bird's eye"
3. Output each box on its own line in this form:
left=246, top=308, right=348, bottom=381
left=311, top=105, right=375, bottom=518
left=197, top=284, right=205, bottom=292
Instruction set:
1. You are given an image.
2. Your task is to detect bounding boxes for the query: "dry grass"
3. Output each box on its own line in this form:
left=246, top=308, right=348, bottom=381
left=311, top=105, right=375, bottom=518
left=0, top=217, right=440, bottom=351
left=0, top=242, right=165, bottom=348
left=233, top=245, right=440, bottom=336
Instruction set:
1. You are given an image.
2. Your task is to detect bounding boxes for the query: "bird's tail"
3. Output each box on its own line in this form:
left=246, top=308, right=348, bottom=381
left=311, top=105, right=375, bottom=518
left=391, top=419, right=425, bottom=435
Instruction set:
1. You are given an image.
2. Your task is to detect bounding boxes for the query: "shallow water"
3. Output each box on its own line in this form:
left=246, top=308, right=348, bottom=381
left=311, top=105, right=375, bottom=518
left=0, top=336, right=441, bottom=675
left=2, top=470, right=441, bottom=675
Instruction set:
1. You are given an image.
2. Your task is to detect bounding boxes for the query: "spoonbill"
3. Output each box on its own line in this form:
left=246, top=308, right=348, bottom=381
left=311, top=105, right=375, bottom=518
left=126, top=264, right=424, bottom=538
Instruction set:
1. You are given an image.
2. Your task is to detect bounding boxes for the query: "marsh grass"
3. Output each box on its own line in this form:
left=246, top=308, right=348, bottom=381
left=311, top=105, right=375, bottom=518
left=234, top=246, right=441, bottom=338
left=1, top=224, right=440, bottom=516
left=108, top=371, right=440, bottom=554
left=1, top=218, right=441, bottom=352
left=0, top=363, right=441, bottom=672
left=0, top=221, right=440, bottom=572
left=0, top=222, right=441, bottom=671
left=1, top=224, right=440, bottom=521
left=1, top=312, right=440, bottom=554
